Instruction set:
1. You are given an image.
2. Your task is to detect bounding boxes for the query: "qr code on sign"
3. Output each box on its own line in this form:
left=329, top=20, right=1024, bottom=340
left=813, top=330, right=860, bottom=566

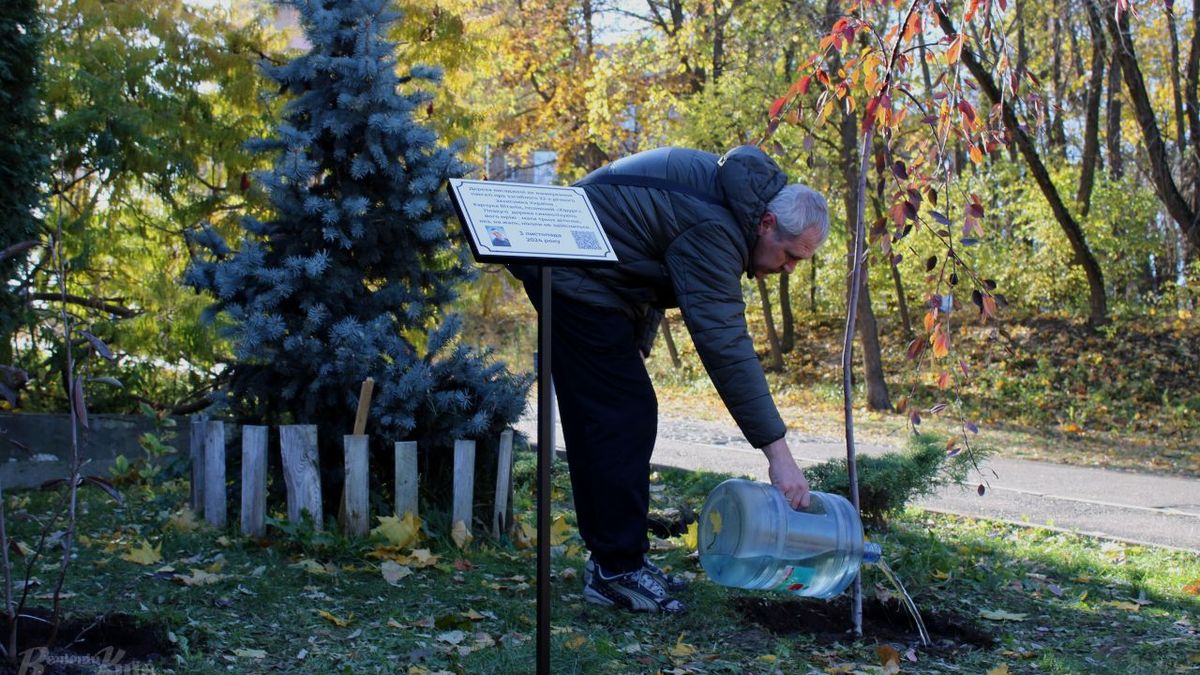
left=570, top=230, right=601, bottom=250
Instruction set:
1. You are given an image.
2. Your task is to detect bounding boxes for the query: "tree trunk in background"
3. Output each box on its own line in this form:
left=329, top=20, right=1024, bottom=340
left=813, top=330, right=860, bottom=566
left=809, top=256, right=818, bottom=312
left=1106, top=47, right=1124, bottom=181
left=839, top=110, right=891, bottom=411
left=756, top=277, right=785, bottom=372
left=780, top=272, right=795, bottom=353
left=1048, top=9, right=1068, bottom=156
left=660, top=314, right=682, bottom=369
left=1100, top=1, right=1199, bottom=251
left=1078, top=5, right=1106, bottom=217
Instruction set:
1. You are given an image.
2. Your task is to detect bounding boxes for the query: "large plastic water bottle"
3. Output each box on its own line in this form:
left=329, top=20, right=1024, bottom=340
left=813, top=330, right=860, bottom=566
left=698, top=478, right=881, bottom=598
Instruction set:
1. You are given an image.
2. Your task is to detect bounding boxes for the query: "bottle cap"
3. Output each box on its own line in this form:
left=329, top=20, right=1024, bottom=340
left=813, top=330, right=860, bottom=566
left=863, top=541, right=882, bottom=564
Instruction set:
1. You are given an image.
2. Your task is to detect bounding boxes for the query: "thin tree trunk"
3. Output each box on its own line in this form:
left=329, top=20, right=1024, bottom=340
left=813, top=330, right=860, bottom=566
left=1106, top=47, right=1124, bottom=180
left=937, top=7, right=1109, bottom=324
left=1049, top=11, right=1068, bottom=155
left=660, top=314, right=682, bottom=369
left=1167, top=9, right=1188, bottom=153
left=780, top=272, right=795, bottom=353
left=1078, top=6, right=1106, bottom=216
left=756, top=277, right=785, bottom=372
left=840, top=109, right=891, bottom=410
left=809, top=256, right=817, bottom=312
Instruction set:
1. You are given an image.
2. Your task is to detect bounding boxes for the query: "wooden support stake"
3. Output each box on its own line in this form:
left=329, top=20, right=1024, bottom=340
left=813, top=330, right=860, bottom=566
left=342, top=435, right=369, bottom=536
left=493, top=429, right=514, bottom=539
left=394, top=441, right=418, bottom=518
left=203, top=421, right=226, bottom=527
left=189, top=416, right=206, bottom=514
left=352, top=377, right=374, bottom=435
left=240, top=425, right=268, bottom=538
left=280, top=424, right=322, bottom=529
left=452, top=439, right=476, bottom=534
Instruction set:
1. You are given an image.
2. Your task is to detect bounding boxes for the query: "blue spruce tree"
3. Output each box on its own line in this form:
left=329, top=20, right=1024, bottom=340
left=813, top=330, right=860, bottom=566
left=185, top=0, right=528, bottom=511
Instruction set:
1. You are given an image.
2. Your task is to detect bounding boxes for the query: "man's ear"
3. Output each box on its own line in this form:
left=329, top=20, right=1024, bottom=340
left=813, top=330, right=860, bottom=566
left=757, top=211, right=777, bottom=235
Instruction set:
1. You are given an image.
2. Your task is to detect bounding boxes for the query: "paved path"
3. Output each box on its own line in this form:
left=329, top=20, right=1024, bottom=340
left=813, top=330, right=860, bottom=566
left=516, top=412, right=1200, bottom=552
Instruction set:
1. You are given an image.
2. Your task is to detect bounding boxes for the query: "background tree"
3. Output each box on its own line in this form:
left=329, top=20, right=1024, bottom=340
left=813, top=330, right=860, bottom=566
left=13, top=0, right=283, bottom=415
left=185, top=0, right=528, bottom=510
left=0, top=0, right=47, bottom=369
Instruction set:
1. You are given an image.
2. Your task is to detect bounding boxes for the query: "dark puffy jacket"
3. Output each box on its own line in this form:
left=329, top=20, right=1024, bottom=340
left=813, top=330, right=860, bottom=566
left=519, top=145, right=788, bottom=448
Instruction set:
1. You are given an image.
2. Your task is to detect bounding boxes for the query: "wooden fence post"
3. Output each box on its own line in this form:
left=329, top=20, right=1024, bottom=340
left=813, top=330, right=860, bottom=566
left=190, top=416, right=206, bottom=514
left=452, top=440, right=475, bottom=535
left=493, top=429, right=514, bottom=539
left=394, top=441, right=418, bottom=518
left=280, top=424, right=322, bottom=529
left=203, top=421, right=226, bottom=527
left=342, top=435, right=369, bottom=536
left=240, top=425, right=268, bottom=538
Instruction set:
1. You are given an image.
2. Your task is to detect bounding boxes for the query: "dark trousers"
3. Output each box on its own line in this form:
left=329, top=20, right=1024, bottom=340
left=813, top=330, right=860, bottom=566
left=523, top=279, right=657, bottom=574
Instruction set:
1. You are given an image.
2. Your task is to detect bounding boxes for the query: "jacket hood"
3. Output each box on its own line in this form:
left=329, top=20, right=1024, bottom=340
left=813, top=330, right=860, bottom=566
left=716, top=145, right=788, bottom=233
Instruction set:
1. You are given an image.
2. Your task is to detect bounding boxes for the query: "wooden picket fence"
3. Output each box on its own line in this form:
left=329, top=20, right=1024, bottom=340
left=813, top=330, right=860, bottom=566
left=187, top=418, right=516, bottom=540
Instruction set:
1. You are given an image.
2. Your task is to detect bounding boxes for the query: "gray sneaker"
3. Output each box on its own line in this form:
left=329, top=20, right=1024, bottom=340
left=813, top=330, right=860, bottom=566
left=583, top=564, right=686, bottom=613
left=584, top=557, right=688, bottom=593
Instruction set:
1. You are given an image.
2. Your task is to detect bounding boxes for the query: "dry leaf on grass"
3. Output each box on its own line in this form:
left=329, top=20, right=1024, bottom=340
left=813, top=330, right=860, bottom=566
left=381, top=560, right=412, bottom=585
left=174, top=569, right=228, bottom=586
left=120, top=539, right=162, bottom=565
left=317, top=610, right=353, bottom=627
left=371, top=512, right=422, bottom=548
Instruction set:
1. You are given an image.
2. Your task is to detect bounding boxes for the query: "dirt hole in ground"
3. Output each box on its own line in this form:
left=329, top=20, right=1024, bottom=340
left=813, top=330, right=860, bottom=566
left=0, top=608, right=173, bottom=674
left=733, top=596, right=995, bottom=653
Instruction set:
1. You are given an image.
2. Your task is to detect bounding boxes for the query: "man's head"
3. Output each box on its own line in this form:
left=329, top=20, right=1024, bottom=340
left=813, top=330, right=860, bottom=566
left=751, top=184, right=830, bottom=279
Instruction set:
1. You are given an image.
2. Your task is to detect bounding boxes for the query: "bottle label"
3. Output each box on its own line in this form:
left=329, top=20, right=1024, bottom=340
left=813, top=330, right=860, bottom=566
left=769, top=564, right=816, bottom=594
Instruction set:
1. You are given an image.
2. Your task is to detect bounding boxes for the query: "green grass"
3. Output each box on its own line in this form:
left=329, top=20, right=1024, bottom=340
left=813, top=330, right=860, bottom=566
left=3, top=462, right=1198, bottom=674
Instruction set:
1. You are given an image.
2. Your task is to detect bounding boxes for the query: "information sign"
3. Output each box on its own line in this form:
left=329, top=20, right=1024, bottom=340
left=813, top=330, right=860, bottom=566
left=447, top=178, right=618, bottom=265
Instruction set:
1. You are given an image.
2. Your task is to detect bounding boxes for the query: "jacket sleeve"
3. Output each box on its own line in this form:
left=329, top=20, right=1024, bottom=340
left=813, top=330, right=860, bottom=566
left=663, top=221, right=786, bottom=448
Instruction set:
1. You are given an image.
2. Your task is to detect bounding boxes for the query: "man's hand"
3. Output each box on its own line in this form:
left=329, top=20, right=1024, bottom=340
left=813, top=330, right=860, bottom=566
left=761, top=436, right=811, bottom=509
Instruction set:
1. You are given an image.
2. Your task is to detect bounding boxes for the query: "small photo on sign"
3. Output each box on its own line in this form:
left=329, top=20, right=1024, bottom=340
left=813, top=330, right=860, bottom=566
left=488, top=227, right=512, bottom=247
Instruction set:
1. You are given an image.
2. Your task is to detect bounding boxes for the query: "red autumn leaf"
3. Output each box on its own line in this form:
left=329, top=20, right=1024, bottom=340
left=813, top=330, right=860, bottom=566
left=947, top=34, right=965, bottom=64
left=796, top=75, right=813, bottom=96
left=769, top=95, right=789, bottom=119
left=906, top=336, right=927, bottom=360
left=964, top=0, right=983, bottom=22
left=958, top=100, right=977, bottom=124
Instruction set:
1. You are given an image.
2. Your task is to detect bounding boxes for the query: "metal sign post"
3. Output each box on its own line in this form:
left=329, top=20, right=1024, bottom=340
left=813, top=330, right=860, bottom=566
left=447, top=179, right=616, bottom=675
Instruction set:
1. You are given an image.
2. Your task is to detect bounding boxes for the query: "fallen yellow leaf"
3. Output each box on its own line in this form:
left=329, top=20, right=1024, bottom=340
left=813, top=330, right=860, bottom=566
left=681, top=521, right=698, bottom=550
left=564, top=634, right=586, bottom=650
left=174, top=569, right=227, bottom=586
left=371, top=513, right=422, bottom=549
left=166, top=509, right=199, bottom=532
left=120, top=539, right=162, bottom=566
left=317, top=610, right=353, bottom=627
left=292, top=558, right=331, bottom=575
left=233, top=648, right=267, bottom=659
left=408, top=548, right=439, bottom=568
left=986, top=664, right=1010, bottom=675
left=550, top=514, right=571, bottom=545
left=668, top=633, right=696, bottom=658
